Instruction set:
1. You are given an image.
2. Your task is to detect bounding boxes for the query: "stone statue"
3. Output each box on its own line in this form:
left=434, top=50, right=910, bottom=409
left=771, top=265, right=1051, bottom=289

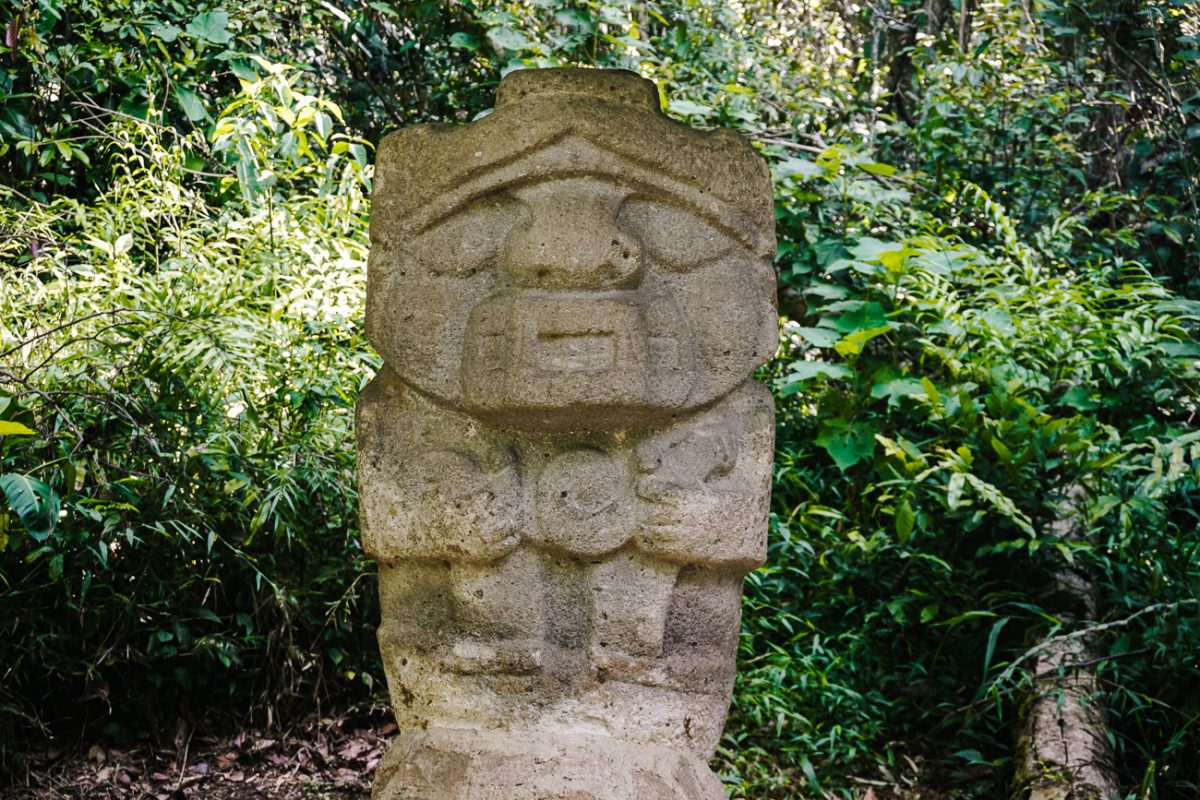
left=359, top=67, right=776, bottom=800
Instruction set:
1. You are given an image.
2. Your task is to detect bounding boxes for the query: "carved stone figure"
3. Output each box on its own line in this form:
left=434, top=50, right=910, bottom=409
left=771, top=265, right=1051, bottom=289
left=359, top=67, right=776, bottom=800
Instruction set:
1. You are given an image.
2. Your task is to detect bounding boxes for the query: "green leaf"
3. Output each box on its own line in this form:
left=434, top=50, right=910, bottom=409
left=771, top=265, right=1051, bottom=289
left=895, top=500, right=914, bottom=543
left=983, top=617, right=1011, bottom=676
left=0, top=421, right=36, bottom=436
left=814, top=238, right=848, bottom=266
left=871, top=377, right=925, bottom=408
left=834, top=324, right=892, bottom=356
left=555, top=9, right=595, bottom=28
left=0, top=473, right=59, bottom=541
left=857, top=161, right=897, bottom=177
left=990, top=436, right=1013, bottom=463
left=774, top=157, right=824, bottom=181
left=946, top=472, right=966, bottom=508
left=979, top=308, right=1015, bottom=335
left=1161, top=341, right=1200, bottom=358
left=816, top=420, right=877, bottom=471
left=668, top=99, right=712, bottom=118
left=849, top=237, right=894, bottom=261
left=792, top=326, right=840, bottom=348
left=174, top=85, right=209, bottom=122
left=1060, top=385, right=1097, bottom=411
left=151, top=23, right=182, bottom=43
left=955, top=749, right=986, bottom=764
left=185, top=10, right=233, bottom=44
left=775, top=361, right=852, bottom=396
left=486, top=27, right=531, bottom=52
left=829, top=301, right=888, bottom=333
left=799, top=755, right=820, bottom=792
left=449, top=32, right=482, bottom=51
left=229, top=60, right=259, bottom=83
left=314, top=111, right=333, bottom=140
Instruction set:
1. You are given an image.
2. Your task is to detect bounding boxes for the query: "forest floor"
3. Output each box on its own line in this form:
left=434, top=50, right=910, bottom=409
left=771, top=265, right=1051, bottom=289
left=0, top=705, right=946, bottom=800
left=0, top=705, right=392, bottom=800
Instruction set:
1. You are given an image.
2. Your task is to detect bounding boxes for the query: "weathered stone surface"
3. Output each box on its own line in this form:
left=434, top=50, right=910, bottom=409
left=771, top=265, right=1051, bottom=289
left=359, top=67, right=776, bottom=799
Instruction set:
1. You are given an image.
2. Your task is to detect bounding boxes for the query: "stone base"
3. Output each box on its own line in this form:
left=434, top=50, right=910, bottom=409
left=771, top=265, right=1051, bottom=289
left=372, top=728, right=726, bottom=800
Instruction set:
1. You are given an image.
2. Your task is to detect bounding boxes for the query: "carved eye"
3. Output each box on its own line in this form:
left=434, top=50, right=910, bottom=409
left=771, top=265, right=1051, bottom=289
left=406, top=197, right=523, bottom=279
left=618, top=198, right=736, bottom=272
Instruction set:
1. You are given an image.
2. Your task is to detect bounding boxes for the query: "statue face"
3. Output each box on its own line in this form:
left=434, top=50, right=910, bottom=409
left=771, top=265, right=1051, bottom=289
left=367, top=143, right=776, bottom=429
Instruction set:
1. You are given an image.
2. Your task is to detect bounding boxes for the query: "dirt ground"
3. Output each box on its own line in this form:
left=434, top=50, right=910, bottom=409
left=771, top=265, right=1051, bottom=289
left=0, top=706, right=393, bottom=800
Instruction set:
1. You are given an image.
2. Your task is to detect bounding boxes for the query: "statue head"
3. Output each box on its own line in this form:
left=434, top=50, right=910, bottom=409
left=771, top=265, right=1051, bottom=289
left=367, top=68, right=776, bottom=430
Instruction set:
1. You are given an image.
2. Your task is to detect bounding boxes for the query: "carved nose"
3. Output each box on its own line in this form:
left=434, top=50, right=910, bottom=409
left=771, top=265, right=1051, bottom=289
left=501, top=180, right=644, bottom=291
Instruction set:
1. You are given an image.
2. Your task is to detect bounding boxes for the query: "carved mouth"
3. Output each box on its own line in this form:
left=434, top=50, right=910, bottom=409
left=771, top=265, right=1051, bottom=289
left=459, top=291, right=693, bottom=424
left=536, top=332, right=615, bottom=372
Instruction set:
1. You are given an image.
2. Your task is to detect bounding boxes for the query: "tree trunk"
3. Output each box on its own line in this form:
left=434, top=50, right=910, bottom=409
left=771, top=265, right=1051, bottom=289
left=1012, top=488, right=1121, bottom=800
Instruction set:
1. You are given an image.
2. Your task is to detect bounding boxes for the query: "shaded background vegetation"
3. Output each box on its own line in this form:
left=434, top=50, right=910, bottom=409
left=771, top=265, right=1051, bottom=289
left=2, top=0, right=1199, bottom=797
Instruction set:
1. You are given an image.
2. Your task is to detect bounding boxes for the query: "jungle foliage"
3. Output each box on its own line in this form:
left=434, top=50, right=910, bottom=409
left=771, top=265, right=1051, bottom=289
left=2, top=1, right=1199, bottom=797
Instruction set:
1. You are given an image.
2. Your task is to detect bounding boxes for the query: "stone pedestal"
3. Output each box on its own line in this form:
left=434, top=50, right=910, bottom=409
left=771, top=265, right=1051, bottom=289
left=359, top=68, right=776, bottom=800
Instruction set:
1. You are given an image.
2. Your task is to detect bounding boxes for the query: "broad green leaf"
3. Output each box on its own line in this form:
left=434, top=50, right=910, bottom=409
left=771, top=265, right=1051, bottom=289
left=1162, top=341, right=1200, bottom=358
left=815, top=146, right=842, bottom=167
left=774, top=157, right=824, bottom=181
left=804, top=282, right=851, bottom=300
left=185, top=10, right=232, bottom=44
left=555, top=9, right=594, bottom=28
left=792, top=326, right=840, bottom=348
left=486, top=27, right=531, bottom=52
left=979, top=308, right=1015, bottom=335
left=0, top=473, right=58, bottom=541
left=174, top=85, right=209, bottom=121
left=449, top=32, right=481, bottom=50
left=775, top=361, right=851, bottom=396
left=946, top=472, right=966, bottom=508
left=151, top=23, right=182, bottom=43
left=990, top=436, right=1013, bottom=463
left=878, top=247, right=913, bottom=271
left=668, top=99, right=712, bottom=118
left=816, top=420, right=876, bottom=471
left=834, top=324, right=893, bottom=356
left=314, top=110, right=333, bottom=140
left=829, top=301, right=888, bottom=333
left=1060, top=385, right=1097, bottom=411
left=871, top=377, right=925, bottom=407
left=1155, top=298, right=1200, bottom=317
left=849, top=237, right=896, bottom=261
left=229, top=60, right=259, bottom=83
left=0, top=421, right=36, bottom=436
left=814, top=238, right=849, bottom=266
left=784, top=360, right=852, bottom=381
